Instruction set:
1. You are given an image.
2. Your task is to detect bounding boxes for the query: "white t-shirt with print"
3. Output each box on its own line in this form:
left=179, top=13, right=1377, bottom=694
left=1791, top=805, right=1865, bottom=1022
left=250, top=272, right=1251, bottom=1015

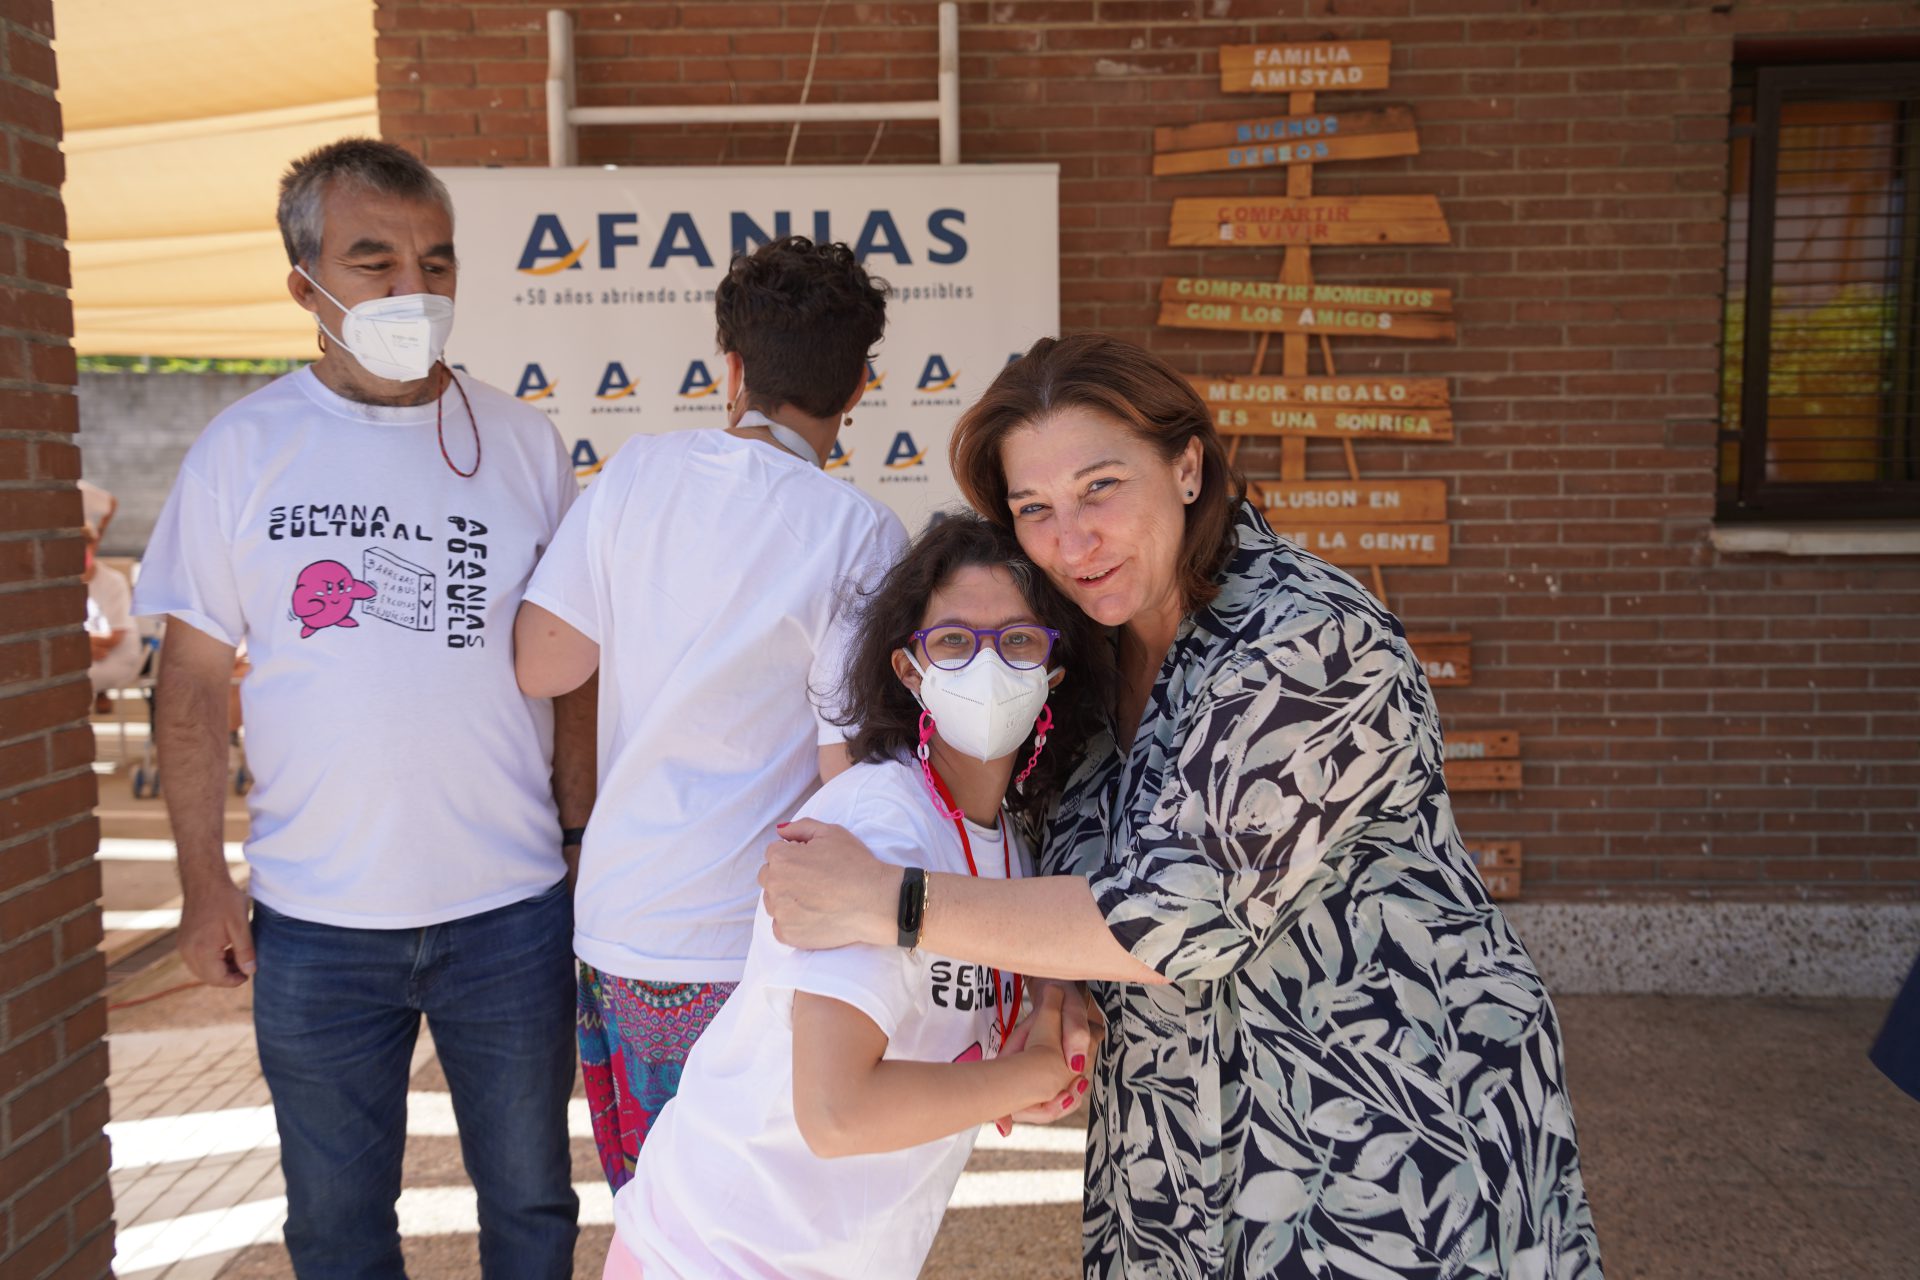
left=132, top=367, right=577, bottom=928
left=614, top=757, right=1028, bottom=1280
left=523, top=427, right=907, bottom=983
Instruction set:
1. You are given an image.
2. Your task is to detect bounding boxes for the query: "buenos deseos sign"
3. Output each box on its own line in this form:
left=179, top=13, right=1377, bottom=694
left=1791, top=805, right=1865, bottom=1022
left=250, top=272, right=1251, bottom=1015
left=435, top=165, right=1060, bottom=532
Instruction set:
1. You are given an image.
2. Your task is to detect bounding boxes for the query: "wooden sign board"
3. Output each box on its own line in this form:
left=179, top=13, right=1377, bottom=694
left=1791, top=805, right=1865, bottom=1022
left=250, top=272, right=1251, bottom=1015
left=1444, top=730, right=1520, bottom=761
left=1190, top=375, right=1452, bottom=442
left=1165, top=279, right=1452, bottom=313
left=1464, top=840, right=1522, bottom=901
left=1406, top=631, right=1471, bottom=687
left=1170, top=195, right=1450, bottom=248
left=1159, top=276, right=1455, bottom=341
left=1446, top=760, right=1522, bottom=792
left=1220, top=41, right=1392, bottom=94
left=1250, top=479, right=1447, bottom=523
left=1205, top=403, right=1454, bottom=440
left=1191, top=374, right=1448, bottom=409
left=1152, top=107, right=1419, bottom=177
left=1270, top=522, right=1449, bottom=567
left=1191, top=374, right=1449, bottom=409
left=1446, top=730, right=1521, bottom=791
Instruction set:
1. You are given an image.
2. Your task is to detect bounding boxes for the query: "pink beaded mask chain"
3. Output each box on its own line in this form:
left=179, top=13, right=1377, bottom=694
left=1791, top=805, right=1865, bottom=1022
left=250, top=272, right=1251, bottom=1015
left=915, top=705, right=1052, bottom=821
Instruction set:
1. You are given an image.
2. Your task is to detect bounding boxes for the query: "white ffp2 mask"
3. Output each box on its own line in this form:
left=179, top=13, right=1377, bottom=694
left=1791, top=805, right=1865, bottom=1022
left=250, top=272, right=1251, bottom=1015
left=907, top=649, right=1052, bottom=763
left=297, top=265, right=454, bottom=383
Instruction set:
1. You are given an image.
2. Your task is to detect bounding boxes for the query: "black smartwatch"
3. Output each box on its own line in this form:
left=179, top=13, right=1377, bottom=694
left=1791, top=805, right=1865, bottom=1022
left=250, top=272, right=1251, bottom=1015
left=896, top=868, right=927, bottom=949
left=561, top=826, right=587, bottom=847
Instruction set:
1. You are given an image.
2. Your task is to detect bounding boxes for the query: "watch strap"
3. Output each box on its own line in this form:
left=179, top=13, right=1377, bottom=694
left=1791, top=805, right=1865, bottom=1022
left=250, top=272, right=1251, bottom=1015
left=896, top=867, right=927, bottom=949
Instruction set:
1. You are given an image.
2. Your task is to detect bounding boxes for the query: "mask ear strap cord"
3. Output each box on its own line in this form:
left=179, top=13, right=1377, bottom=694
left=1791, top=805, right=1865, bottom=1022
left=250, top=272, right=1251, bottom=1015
left=1013, top=702, right=1052, bottom=793
left=436, top=363, right=481, bottom=478
left=916, top=710, right=964, bottom=821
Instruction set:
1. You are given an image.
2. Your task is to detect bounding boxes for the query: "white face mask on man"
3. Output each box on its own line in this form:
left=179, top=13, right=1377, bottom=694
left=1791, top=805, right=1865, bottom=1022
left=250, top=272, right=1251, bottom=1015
left=296, top=265, right=454, bottom=383
left=906, top=648, right=1053, bottom=763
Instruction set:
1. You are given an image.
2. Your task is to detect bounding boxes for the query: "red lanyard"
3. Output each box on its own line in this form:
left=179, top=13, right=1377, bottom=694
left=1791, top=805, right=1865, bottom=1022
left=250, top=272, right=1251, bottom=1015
left=926, top=767, right=1023, bottom=1052
left=435, top=364, right=481, bottom=478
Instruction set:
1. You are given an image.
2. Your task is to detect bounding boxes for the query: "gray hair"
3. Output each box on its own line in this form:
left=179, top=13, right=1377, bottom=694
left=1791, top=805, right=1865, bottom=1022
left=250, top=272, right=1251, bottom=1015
left=276, top=137, right=454, bottom=267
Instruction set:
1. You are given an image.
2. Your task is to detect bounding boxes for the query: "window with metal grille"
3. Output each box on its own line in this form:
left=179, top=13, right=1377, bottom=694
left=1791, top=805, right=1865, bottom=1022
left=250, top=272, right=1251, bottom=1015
left=1721, top=63, right=1920, bottom=521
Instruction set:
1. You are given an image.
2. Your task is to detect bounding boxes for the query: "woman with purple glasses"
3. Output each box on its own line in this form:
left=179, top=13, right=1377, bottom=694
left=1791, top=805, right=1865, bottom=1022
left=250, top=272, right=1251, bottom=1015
left=601, top=513, right=1111, bottom=1280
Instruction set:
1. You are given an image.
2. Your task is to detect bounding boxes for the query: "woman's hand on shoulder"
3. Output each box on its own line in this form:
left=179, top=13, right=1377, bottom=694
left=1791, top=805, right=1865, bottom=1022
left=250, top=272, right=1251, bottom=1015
left=759, top=819, right=899, bottom=949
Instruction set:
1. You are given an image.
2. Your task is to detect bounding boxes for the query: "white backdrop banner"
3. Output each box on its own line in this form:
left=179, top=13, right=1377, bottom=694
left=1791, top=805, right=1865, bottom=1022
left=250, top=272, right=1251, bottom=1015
left=435, top=165, right=1059, bottom=532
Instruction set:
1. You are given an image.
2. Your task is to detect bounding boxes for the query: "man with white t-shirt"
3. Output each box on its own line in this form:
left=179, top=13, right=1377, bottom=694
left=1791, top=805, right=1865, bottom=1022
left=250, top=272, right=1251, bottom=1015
left=135, top=139, right=589, bottom=1280
left=514, top=235, right=907, bottom=1192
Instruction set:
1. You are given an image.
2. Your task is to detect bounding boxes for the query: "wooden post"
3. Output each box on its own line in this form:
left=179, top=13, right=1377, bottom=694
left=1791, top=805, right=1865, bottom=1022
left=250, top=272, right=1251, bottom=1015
left=1275, top=90, right=1314, bottom=484
left=1275, top=91, right=1380, bottom=601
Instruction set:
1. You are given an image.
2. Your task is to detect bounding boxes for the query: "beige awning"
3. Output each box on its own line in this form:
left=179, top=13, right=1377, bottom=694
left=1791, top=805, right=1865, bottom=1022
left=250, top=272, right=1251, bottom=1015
left=58, top=0, right=378, bottom=357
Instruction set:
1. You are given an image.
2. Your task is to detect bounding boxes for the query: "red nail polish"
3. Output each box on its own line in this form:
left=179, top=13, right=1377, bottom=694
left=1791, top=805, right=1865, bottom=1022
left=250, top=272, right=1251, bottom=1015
left=1076, top=1077, right=1089, bottom=1094
left=1060, top=1096, right=1073, bottom=1110
left=776, top=822, right=789, bottom=829
left=1070, top=1054, right=1086, bottom=1073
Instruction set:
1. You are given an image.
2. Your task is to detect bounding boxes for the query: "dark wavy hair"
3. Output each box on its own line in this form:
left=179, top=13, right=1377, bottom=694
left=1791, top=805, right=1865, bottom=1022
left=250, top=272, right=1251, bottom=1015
left=951, top=332, right=1245, bottom=612
left=714, top=235, right=889, bottom=420
left=829, top=513, right=1114, bottom=824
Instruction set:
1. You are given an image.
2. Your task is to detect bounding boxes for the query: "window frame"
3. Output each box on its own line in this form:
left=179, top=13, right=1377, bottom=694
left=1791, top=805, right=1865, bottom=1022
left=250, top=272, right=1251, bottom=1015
left=1724, top=61, right=1920, bottom=522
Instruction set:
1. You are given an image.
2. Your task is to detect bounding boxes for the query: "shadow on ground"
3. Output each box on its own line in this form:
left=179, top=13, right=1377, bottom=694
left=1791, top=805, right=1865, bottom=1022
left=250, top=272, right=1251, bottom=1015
left=109, top=986, right=1920, bottom=1279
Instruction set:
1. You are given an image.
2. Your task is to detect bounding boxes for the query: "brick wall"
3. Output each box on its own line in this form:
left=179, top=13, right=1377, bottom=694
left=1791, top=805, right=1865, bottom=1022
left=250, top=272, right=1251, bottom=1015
left=377, top=0, right=1920, bottom=903
left=0, top=2, right=114, bottom=1277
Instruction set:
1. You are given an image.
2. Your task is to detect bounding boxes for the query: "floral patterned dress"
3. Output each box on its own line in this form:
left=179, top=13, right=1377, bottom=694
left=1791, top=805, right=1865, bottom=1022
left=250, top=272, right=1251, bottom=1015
left=1044, top=503, right=1603, bottom=1279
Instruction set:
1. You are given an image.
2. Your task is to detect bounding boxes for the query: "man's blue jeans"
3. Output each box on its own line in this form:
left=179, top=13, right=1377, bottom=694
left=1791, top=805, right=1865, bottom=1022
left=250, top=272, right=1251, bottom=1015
left=251, top=879, right=578, bottom=1279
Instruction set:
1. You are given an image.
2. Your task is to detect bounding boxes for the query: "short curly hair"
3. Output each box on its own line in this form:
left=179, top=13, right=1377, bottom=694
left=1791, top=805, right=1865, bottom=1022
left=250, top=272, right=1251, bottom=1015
left=714, top=236, right=890, bottom=420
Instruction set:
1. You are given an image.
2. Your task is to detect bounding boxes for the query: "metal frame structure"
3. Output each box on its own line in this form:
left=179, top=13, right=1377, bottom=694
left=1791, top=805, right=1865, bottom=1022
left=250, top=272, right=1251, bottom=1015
left=545, top=3, right=960, bottom=169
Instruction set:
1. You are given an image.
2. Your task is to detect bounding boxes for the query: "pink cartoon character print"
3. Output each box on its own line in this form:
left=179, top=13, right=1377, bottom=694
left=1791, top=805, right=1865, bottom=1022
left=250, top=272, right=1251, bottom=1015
left=291, top=560, right=377, bottom=638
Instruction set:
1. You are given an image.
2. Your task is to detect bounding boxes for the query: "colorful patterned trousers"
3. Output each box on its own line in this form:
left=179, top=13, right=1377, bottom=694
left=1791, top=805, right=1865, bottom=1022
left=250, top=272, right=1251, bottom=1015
left=575, top=961, right=737, bottom=1190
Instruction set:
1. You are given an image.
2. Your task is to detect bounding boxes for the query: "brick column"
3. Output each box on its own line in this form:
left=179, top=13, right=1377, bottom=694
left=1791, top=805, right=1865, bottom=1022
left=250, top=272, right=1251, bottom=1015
left=0, top=2, right=115, bottom=1276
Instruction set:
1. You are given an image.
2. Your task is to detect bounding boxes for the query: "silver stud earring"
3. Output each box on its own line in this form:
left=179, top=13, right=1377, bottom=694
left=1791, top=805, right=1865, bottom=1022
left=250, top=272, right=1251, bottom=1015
left=1186, top=489, right=1195, bottom=501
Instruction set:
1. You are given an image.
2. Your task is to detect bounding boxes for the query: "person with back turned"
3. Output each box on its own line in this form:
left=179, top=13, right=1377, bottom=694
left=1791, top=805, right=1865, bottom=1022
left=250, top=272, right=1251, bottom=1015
left=514, top=235, right=907, bottom=1192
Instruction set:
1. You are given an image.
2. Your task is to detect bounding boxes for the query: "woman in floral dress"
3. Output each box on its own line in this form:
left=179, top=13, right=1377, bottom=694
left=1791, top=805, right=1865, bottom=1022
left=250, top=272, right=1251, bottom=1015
left=762, top=333, right=1604, bottom=1279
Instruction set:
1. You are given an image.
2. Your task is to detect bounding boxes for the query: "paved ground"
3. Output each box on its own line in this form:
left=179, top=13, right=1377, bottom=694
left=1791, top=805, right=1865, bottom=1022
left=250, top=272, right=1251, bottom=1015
left=104, top=982, right=1920, bottom=1279
left=92, top=710, right=1920, bottom=1278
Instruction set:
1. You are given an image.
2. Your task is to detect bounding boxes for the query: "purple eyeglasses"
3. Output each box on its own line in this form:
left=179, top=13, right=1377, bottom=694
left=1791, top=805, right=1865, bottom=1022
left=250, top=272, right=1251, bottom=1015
left=911, top=624, right=1060, bottom=671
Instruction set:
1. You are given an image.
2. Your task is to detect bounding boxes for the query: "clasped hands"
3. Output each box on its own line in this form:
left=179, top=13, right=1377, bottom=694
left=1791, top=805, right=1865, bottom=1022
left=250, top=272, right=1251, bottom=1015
left=994, top=978, right=1106, bottom=1136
